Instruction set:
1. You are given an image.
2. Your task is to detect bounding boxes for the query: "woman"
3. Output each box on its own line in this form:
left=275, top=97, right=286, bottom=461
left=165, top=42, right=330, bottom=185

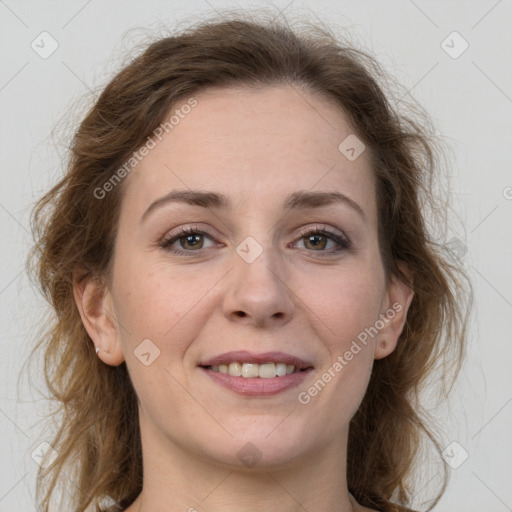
left=29, top=11, right=470, bottom=512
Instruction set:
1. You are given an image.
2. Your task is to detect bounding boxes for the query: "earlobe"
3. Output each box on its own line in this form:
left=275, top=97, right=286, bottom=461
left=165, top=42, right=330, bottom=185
left=72, top=272, right=125, bottom=366
left=374, top=262, right=414, bottom=360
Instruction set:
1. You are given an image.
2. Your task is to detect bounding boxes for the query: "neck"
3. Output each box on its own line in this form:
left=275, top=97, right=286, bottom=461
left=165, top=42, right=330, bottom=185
left=127, top=415, right=356, bottom=512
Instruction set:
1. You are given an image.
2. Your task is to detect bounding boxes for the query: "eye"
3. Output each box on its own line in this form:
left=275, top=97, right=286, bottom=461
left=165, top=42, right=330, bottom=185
left=293, top=226, right=351, bottom=254
left=159, top=224, right=351, bottom=257
left=160, top=226, right=217, bottom=255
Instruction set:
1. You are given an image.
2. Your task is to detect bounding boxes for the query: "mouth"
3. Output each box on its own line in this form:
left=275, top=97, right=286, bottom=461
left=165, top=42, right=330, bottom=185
left=203, top=362, right=305, bottom=378
left=198, top=351, right=314, bottom=396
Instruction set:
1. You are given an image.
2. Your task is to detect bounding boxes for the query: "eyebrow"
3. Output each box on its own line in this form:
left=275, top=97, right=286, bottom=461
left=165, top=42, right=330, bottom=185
left=140, top=189, right=366, bottom=223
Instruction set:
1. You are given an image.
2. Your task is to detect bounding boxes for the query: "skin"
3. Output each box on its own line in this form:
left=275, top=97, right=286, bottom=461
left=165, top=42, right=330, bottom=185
left=74, top=84, right=414, bottom=512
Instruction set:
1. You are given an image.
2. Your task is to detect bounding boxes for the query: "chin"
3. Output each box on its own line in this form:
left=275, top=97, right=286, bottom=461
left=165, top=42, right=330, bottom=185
left=195, top=422, right=316, bottom=471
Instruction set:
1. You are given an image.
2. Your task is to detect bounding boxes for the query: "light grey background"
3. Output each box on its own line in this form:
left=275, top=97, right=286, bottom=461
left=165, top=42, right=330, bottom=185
left=1, top=0, right=511, bottom=510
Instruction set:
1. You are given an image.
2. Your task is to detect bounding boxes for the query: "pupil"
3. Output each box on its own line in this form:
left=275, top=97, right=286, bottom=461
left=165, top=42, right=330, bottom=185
left=307, top=235, right=325, bottom=249
left=184, top=234, right=202, bottom=248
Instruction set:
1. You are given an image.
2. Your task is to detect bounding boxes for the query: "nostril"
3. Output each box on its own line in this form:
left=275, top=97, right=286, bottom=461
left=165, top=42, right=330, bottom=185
left=234, top=311, right=247, bottom=318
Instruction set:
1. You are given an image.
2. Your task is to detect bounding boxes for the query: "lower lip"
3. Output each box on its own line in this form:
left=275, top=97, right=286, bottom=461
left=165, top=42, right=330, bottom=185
left=200, top=367, right=313, bottom=396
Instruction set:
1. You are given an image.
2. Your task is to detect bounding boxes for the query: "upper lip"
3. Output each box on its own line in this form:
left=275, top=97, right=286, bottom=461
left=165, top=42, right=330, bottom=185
left=199, top=351, right=313, bottom=370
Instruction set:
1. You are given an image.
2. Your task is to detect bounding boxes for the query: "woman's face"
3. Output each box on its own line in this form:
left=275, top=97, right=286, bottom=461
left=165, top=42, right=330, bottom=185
left=82, top=84, right=412, bottom=469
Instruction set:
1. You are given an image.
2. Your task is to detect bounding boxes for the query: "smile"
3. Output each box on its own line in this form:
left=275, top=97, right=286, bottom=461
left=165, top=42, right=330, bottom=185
left=198, top=351, right=314, bottom=396
left=206, top=362, right=303, bottom=378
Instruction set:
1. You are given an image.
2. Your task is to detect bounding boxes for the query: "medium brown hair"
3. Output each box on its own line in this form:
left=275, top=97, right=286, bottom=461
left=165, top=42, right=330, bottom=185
left=28, top=10, right=471, bottom=512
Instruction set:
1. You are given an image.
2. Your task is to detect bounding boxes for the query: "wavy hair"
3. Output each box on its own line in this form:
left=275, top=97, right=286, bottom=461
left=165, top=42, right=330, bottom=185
left=27, top=9, right=471, bottom=512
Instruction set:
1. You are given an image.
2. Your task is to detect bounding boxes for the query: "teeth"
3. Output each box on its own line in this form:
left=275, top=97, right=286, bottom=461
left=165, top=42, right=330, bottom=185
left=241, top=363, right=259, bottom=378
left=276, top=363, right=287, bottom=376
left=208, top=362, right=301, bottom=378
left=228, top=362, right=242, bottom=377
left=258, top=363, right=276, bottom=379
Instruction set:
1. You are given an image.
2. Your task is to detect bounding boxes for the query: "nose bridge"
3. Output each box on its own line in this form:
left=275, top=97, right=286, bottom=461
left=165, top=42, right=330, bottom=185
left=223, top=235, right=294, bottom=325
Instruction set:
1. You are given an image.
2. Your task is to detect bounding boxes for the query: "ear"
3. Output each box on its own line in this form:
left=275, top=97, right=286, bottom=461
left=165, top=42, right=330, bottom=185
left=73, top=271, right=125, bottom=366
left=374, top=261, right=414, bottom=360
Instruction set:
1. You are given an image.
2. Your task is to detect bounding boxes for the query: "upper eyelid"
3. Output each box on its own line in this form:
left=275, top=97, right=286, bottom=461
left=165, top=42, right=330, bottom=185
left=297, top=224, right=347, bottom=238
left=162, top=225, right=345, bottom=239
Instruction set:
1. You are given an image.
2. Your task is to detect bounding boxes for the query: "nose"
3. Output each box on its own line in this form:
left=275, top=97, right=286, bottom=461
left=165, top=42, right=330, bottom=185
left=222, top=244, right=295, bottom=328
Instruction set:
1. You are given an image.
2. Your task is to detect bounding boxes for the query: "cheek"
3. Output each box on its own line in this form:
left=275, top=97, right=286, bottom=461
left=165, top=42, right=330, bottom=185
left=110, top=260, right=221, bottom=415
left=291, top=260, right=383, bottom=414
left=295, top=261, right=385, bottom=347
left=295, top=268, right=380, bottom=427
left=112, top=256, right=222, bottom=355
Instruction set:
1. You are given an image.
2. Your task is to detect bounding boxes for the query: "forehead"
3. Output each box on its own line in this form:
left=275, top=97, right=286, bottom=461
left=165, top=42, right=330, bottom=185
left=121, top=84, right=376, bottom=220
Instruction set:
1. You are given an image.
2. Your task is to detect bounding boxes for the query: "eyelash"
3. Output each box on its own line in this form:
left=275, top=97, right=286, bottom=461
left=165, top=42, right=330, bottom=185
left=159, top=225, right=351, bottom=257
